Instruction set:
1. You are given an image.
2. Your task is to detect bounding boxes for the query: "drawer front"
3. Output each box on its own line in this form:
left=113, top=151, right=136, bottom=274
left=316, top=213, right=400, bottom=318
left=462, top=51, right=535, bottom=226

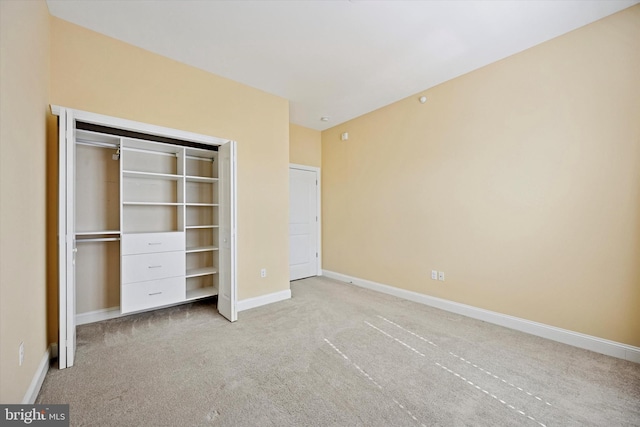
left=121, top=276, right=185, bottom=314
left=122, top=251, right=185, bottom=284
left=122, top=232, right=185, bottom=255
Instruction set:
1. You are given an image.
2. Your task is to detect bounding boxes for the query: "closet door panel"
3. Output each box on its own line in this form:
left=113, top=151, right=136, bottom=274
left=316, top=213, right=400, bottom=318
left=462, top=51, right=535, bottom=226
left=218, top=141, right=237, bottom=322
left=58, top=108, right=78, bottom=368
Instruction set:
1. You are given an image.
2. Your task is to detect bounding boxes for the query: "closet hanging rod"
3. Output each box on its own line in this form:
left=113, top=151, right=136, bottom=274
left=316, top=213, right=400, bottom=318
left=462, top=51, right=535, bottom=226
left=121, top=146, right=178, bottom=157
left=76, top=139, right=119, bottom=149
left=76, top=237, right=121, bottom=243
left=185, top=155, right=215, bottom=162
left=75, top=231, right=120, bottom=236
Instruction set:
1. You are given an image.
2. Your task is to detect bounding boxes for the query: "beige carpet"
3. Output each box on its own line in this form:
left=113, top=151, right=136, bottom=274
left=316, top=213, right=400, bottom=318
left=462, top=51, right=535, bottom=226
left=37, top=276, right=640, bottom=426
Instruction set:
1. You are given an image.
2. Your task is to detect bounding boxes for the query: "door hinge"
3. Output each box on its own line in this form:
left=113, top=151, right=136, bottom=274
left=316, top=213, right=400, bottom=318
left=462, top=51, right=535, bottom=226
left=316, top=252, right=318, bottom=258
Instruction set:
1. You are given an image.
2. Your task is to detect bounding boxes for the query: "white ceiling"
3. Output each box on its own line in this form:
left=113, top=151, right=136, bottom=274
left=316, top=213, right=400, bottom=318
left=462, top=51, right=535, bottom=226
left=47, top=0, right=638, bottom=131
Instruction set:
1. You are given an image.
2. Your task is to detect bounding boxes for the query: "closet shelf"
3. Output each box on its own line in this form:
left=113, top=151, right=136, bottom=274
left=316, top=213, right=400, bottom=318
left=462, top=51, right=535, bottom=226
left=122, top=170, right=182, bottom=180
left=186, top=246, right=219, bottom=253
left=123, top=201, right=182, bottom=206
left=185, top=175, right=219, bottom=183
left=186, top=203, right=219, bottom=207
left=186, top=267, right=218, bottom=278
left=76, top=230, right=120, bottom=236
left=77, top=237, right=120, bottom=243
left=185, top=287, right=217, bottom=300
left=185, top=225, right=219, bottom=229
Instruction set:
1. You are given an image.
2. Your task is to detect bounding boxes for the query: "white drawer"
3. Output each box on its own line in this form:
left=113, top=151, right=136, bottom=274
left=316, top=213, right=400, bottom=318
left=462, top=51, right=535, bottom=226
left=122, top=251, right=185, bottom=284
left=121, top=276, right=185, bottom=313
left=122, top=232, right=185, bottom=255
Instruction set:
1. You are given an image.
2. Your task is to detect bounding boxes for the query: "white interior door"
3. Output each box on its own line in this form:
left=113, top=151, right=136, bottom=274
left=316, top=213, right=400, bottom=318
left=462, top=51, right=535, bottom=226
left=218, top=141, right=237, bottom=321
left=58, top=108, right=77, bottom=368
left=289, top=166, right=319, bottom=281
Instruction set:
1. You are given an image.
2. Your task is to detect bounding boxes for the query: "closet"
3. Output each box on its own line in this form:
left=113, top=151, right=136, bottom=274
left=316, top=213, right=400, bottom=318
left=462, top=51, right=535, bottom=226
left=54, top=106, right=237, bottom=369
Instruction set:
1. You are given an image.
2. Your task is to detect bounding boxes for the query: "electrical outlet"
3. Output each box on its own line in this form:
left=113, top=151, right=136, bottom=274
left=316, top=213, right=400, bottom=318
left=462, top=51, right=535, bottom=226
left=19, top=342, right=24, bottom=366
left=438, top=271, right=445, bottom=281
left=260, top=268, right=267, bottom=278
left=431, top=270, right=438, bottom=280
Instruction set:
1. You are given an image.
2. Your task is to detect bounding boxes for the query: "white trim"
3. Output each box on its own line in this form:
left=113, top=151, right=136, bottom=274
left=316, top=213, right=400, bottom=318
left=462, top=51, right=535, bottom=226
left=51, top=105, right=228, bottom=146
left=57, top=108, right=68, bottom=369
left=237, top=289, right=292, bottom=312
left=22, top=348, right=50, bottom=404
left=322, top=270, right=640, bottom=364
left=289, top=163, right=322, bottom=276
left=76, top=307, right=121, bottom=325
left=231, top=141, right=238, bottom=320
left=289, top=163, right=320, bottom=172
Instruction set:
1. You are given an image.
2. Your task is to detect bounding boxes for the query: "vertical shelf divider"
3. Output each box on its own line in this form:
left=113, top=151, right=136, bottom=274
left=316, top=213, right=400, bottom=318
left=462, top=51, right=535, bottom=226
left=177, top=148, right=186, bottom=233
left=118, top=137, right=124, bottom=238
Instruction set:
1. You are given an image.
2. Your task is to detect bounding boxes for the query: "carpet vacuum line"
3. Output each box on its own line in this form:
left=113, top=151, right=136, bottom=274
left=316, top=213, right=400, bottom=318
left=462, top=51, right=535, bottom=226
left=364, top=321, right=548, bottom=427
left=324, top=338, right=428, bottom=427
left=376, top=315, right=553, bottom=407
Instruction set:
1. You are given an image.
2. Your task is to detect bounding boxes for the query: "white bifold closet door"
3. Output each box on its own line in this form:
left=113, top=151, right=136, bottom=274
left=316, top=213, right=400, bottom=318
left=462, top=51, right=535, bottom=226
left=217, top=141, right=237, bottom=321
left=58, top=107, right=77, bottom=369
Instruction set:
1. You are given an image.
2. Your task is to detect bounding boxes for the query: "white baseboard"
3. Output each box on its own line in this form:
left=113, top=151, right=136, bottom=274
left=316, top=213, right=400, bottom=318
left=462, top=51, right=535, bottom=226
left=77, top=290, right=294, bottom=325
left=322, top=270, right=640, bottom=364
left=22, top=347, right=50, bottom=404
left=237, top=289, right=292, bottom=312
left=76, top=306, right=121, bottom=325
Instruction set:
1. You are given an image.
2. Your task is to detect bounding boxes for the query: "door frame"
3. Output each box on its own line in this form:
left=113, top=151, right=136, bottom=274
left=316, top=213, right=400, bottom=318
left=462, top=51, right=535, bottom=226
left=289, top=163, right=322, bottom=277
left=52, top=105, right=238, bottom=368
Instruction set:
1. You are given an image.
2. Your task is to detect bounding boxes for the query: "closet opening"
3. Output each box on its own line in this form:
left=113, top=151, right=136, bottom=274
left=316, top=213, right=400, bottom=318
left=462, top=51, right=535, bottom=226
left=55, top=106, right=237, bottom=369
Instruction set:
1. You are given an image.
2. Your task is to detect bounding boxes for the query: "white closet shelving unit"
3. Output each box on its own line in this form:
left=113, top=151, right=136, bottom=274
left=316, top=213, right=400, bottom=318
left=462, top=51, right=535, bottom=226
left=54, top=106, right=237, bottom=369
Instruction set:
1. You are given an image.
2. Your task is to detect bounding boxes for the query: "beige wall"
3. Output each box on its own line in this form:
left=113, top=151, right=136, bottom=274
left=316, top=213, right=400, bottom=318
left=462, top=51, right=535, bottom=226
left=322, top=6, right=640, bottom=347
left=0, top=0, right=50, bottom=403
left=290, top=123, right=321, bottom=167
left=48, top=17, right=290, bottom=337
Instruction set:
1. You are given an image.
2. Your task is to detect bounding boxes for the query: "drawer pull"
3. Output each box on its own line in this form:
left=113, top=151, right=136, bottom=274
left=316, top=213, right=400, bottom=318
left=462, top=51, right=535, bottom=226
left=148, top=242, right=162, bottom=246
left=148, top=265, right=162, bottom=269
left=148, top=292, right=163, bottom=296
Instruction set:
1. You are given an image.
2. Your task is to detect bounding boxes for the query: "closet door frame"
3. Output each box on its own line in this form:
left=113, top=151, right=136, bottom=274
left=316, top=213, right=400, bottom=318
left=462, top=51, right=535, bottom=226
left=52, top=105, right=238, bottom=368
